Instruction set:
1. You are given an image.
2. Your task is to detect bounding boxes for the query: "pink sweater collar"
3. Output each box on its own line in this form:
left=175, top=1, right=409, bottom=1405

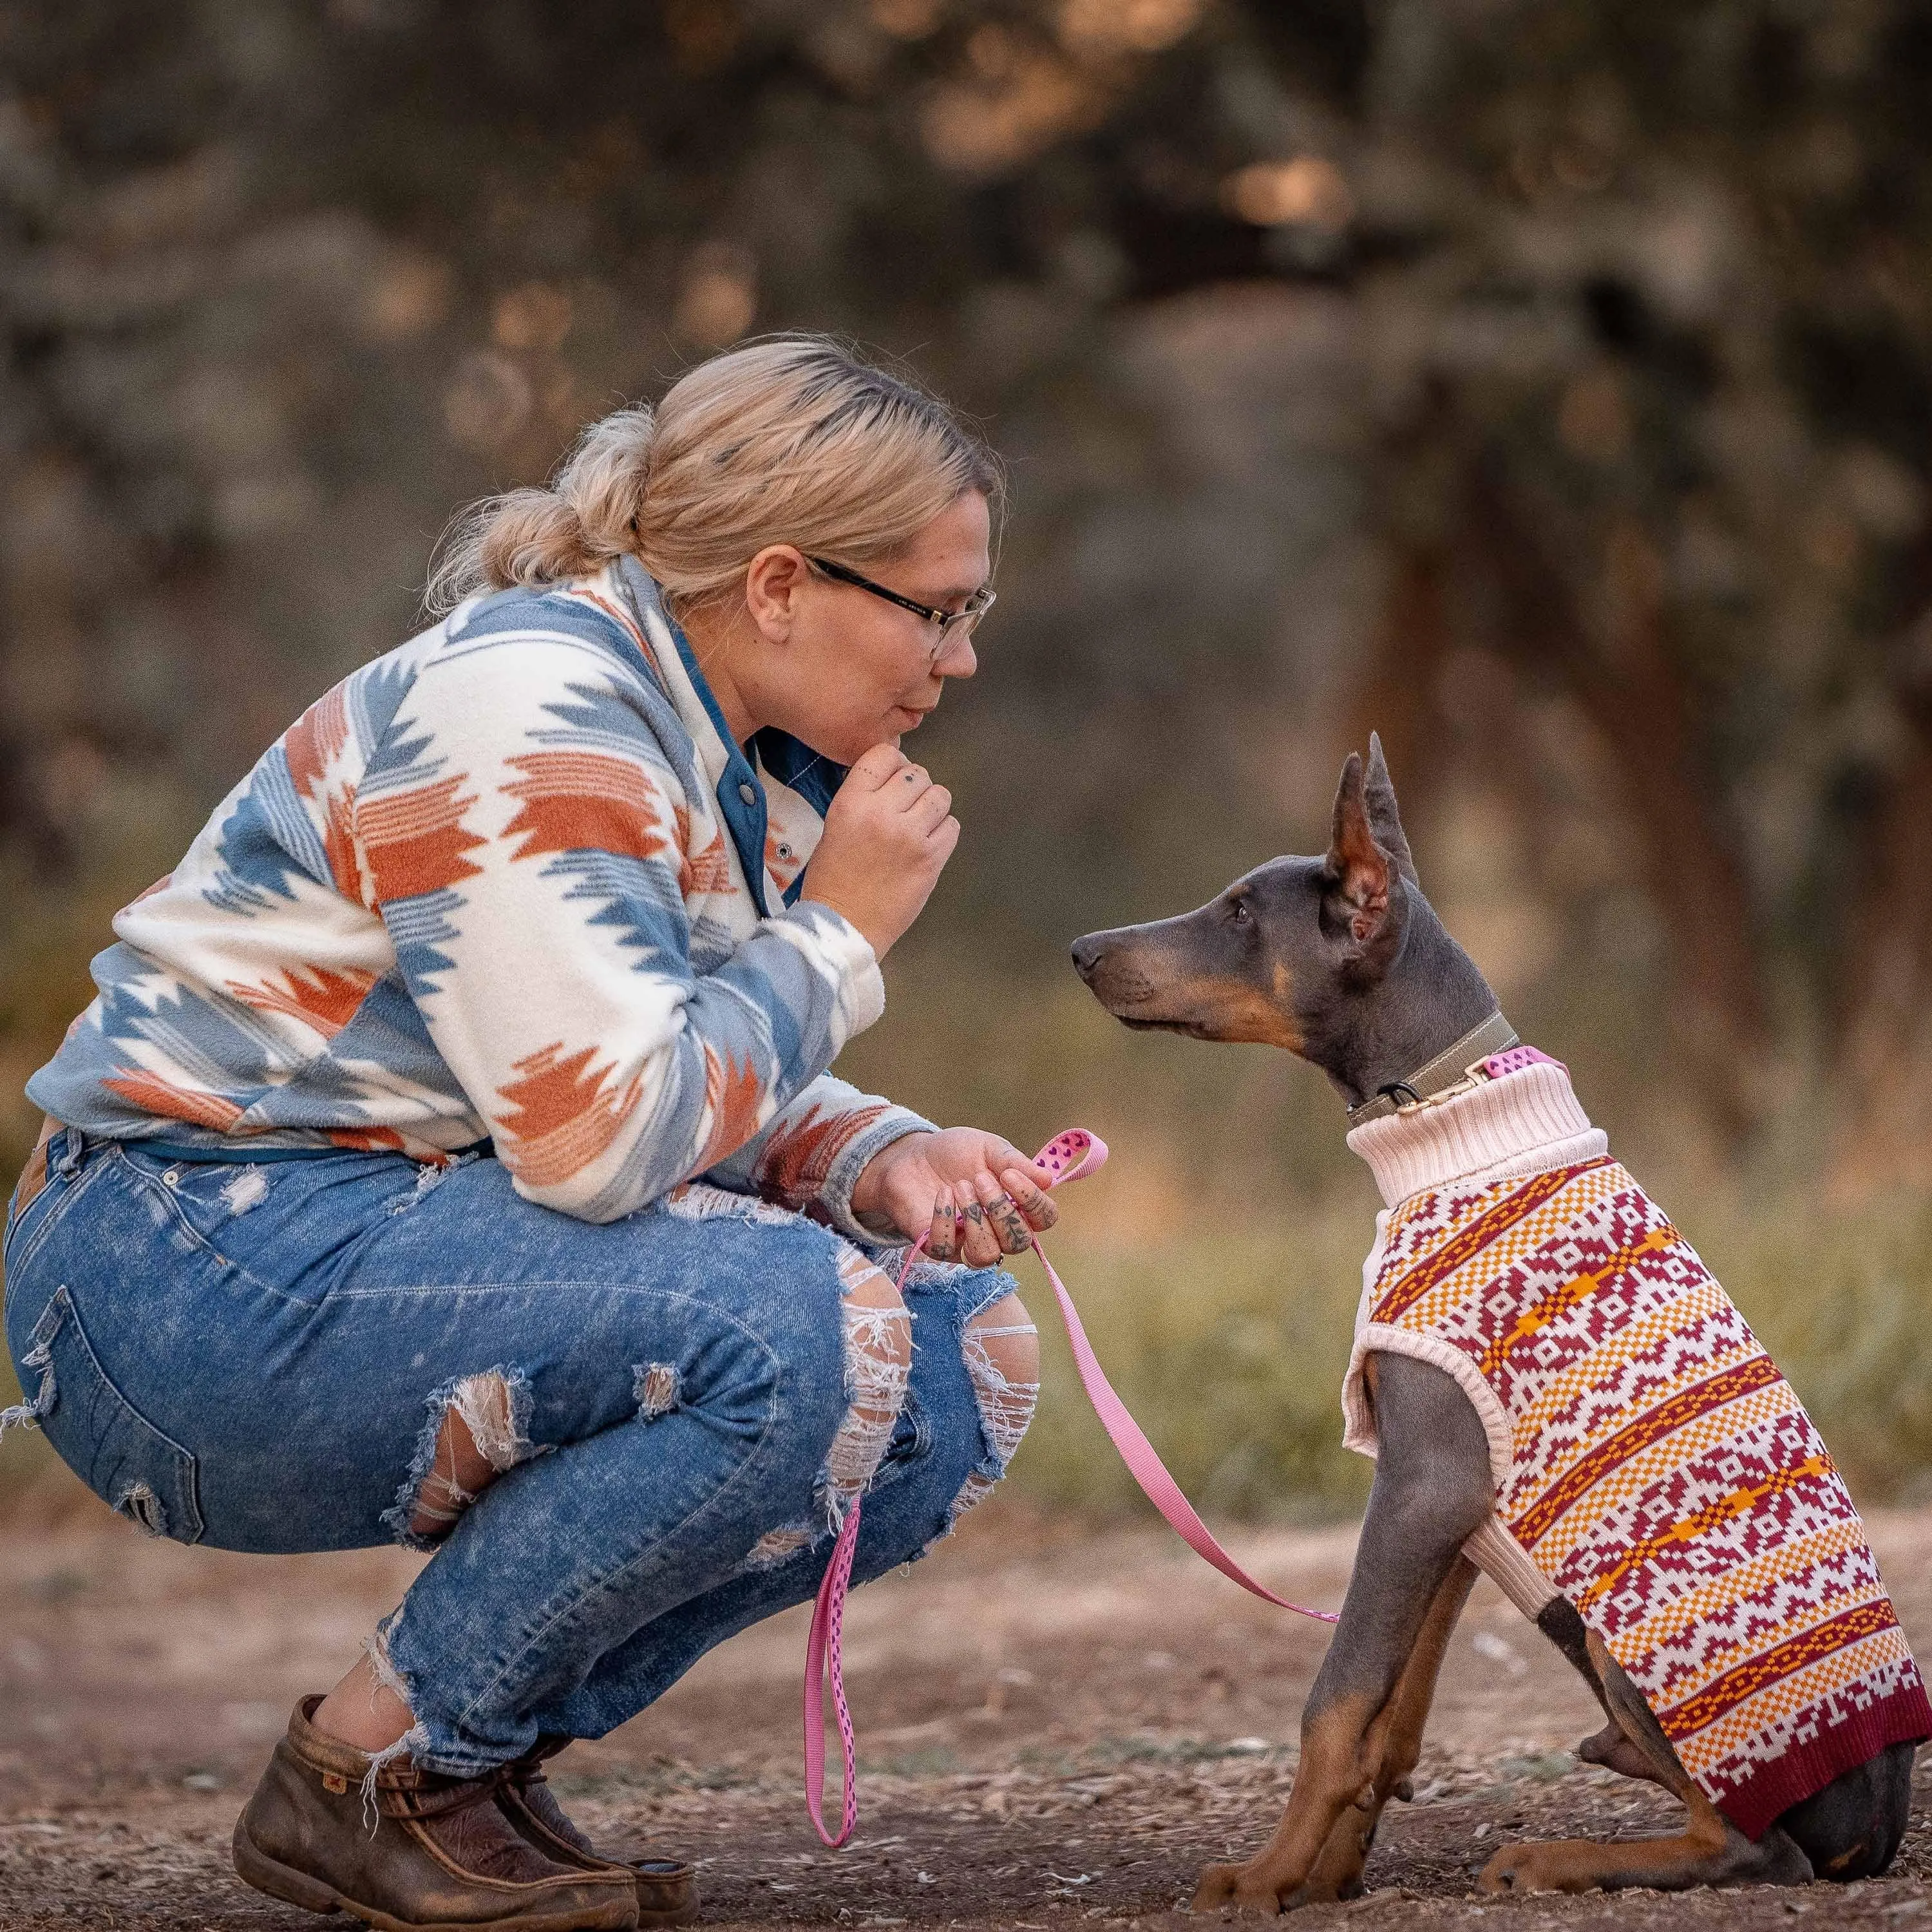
left=1345, top=1059, right=1607, bottom=1208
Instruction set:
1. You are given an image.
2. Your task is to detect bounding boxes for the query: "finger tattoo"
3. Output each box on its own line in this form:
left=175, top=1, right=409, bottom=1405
left=931, top=1198, right=958, bottom=1259
left=989, top=1193, right=1030, bottom=1251
left=1003, top=1171, right=1058, bottom=1229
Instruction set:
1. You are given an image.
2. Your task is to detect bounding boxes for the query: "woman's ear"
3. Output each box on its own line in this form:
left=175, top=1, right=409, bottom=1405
left=742, top=544, right=811, bottom=643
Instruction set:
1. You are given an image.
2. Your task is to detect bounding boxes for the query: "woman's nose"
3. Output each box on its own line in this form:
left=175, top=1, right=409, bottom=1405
left=935, top=632, right=977, bottom=679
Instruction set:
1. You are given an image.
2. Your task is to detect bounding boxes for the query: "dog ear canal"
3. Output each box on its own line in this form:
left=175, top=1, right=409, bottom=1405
left=1326, top=750, right=1404, bottom=959
left=1363, top=732, right=1419, bottom=886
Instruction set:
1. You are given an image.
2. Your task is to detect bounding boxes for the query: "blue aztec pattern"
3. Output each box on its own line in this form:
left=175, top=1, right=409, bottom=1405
left=29, top=564, right=929, bottom=1233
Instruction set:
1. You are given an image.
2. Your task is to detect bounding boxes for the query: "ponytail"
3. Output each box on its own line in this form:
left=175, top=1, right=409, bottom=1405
left=428, top=337, right=998, bottom=617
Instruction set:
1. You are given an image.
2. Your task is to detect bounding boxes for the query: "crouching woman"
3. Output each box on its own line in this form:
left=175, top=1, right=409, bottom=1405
left=3, top=337, right=1053, bottom=1932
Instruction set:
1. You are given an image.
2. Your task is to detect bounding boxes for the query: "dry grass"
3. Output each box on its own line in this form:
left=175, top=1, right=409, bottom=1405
left=6, top=1170, right=1931, bottom=1526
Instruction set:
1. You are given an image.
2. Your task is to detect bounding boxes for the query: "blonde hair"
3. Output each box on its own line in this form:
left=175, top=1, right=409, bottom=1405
left=428, top=336, right=999, bottom=616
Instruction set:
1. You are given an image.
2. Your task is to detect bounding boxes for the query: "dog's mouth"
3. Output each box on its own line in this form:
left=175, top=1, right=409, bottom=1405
left=1092, top=989, right=1221, bottom=1037
left=1081, top=964, right=1305, bottom=1052
left=1073, top=934, right=1231, bottom=1038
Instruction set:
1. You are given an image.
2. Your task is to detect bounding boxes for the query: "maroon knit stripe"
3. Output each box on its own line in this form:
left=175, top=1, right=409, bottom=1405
left=1710, top=1681, right=1932, bottom=1841
left=1508, top=1352, right=1784, bottom=1548
left=1372, top=1158, right=1611, bottom=1325
left=1658, top=1598, right=1906, bottom=1739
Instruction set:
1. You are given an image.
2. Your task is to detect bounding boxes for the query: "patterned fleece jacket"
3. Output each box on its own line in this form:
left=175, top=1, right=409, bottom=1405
left=28, top=558, right=934, bottom=1235
left=1339, top=1060, right=1930, bottom=1839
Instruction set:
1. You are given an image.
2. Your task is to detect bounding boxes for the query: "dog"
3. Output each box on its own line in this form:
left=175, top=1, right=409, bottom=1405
left=1070, top=737, right=1925, bottom=1908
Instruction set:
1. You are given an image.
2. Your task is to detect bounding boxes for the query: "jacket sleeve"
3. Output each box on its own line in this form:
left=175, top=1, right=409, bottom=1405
left=357, top=628, right=887, bottom=1222
left=702, top=1073, right=935, bottom=1241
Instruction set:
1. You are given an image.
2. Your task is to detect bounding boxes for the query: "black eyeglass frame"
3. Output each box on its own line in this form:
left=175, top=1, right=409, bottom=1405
left=804, top=554, right=996, bottom=640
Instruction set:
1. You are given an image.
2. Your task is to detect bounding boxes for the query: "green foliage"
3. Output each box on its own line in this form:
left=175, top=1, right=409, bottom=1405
left=1001, top=1175, right=1932, bottom=1522
left=1012, top=1220, right=1375, bottom=1521
left=6, top=0, right=1932, bottom=1517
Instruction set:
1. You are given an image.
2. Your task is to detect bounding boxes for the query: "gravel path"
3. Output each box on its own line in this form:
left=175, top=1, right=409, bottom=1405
left=2, top=1503, right=1929, bottom=1929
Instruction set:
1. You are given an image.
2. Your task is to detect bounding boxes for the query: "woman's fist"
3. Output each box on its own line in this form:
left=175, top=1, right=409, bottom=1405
left=849, top=1128, right=1060, bottom=1259
left=803, top=744, right=958, bottom=959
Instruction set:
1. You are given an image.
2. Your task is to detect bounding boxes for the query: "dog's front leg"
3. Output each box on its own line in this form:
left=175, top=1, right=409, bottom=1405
left=1193, top=1355, right=1493, bottom=1915
left=1287, top=1554, right=1477, bottom=1907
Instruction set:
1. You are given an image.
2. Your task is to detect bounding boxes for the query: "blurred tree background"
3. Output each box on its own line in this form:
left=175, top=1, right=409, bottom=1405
left=6, top=0, right=1932, bottom=1517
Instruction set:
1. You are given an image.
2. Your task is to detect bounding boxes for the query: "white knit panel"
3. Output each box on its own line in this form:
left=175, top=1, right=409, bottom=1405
left=1346, top=1062, right=1607, bottom=1208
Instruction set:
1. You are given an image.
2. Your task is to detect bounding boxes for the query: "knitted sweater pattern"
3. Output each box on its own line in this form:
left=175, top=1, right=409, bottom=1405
left=1340, top=1063, right=1930, bottom=1839
left=28, top=560, right=929, bottom=1234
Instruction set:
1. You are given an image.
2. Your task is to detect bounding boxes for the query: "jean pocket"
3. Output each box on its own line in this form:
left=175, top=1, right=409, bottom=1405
left=26, top=1287, right=205, bottom=1544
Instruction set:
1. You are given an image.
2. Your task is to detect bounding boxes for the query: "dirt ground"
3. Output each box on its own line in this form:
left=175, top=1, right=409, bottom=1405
left=1, top=1501, right=1929, bottom=1932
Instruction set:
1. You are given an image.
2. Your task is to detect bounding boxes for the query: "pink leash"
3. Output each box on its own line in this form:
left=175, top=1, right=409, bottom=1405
left=804, top=1128, right=1338, bottom=1848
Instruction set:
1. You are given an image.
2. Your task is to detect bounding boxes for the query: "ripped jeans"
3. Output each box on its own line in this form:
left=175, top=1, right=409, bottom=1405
left=2, top=1132, right=1036, bottom=1776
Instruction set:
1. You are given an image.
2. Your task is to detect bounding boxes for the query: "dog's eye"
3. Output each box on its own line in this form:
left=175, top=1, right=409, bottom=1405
left=1229, top=898, right=1249, bottom=924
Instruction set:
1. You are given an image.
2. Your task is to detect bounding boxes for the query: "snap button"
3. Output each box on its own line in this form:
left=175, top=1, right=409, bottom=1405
left=162, top=1169, right=180, bottom=1188
left=737, top=781, right=757, bottom=806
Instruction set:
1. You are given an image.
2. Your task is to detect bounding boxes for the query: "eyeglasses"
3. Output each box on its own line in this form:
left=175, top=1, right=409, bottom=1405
left=805, top=554, right=995, bottom=656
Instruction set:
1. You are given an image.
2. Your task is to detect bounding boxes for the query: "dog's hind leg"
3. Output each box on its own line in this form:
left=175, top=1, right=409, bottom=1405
left=1480, top=1629, right=1813, bottom=1895
left=1193, top=1354, right=1495, bottom=1915
left=1776, top=1740, right=1915, bottom=1882
left=1284, top=1556, right=1477, bottom=1907
left=1528, top=1596, right=1678, bottom=1793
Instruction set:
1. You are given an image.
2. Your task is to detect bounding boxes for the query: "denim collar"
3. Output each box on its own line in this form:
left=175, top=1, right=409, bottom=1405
left=614, top=558, right=846, bottom=916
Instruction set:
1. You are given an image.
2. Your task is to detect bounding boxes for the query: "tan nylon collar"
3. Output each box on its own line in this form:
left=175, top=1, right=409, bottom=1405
left=1345, top=1010, right=1519, bottom=1126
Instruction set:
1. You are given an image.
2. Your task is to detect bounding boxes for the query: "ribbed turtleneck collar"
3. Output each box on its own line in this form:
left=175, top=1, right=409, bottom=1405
left=1345, top=1060, right=1608, bottom=1208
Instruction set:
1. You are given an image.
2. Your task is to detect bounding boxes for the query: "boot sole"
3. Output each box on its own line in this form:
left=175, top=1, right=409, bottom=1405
left=232, top=1817, right=638, bottom=1932
left=634, top=1898, right=697, bottom=1929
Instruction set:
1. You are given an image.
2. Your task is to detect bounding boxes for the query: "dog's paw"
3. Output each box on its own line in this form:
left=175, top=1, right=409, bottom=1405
left=1477, top=1841, right=1589, bottom=1895
left=1189, top=1862, right=1280, bottom=1916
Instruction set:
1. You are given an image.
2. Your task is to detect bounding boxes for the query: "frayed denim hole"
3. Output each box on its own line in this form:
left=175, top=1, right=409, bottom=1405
left=386, top=1148, right=482, bottom=1216
left=381, top=1367, right=534, bottom=1549
left=934, top=1311, right=1039, bottom=1543
left=357, top=1616, right=432, bottom=1824
left=742, top=1524, right=817, bottom=1570
left=219, top=1167, right=269, bottom=1217
left=959, top=1265, right=1026, bottom=1327
left=815, top=1248, right=912, bottom=1531
left=663, top=1180, right=797, bottom=1227
left=114, top=1480, right=167, bottom=1537
left=0, top=1291, right=68, bottom=1440
left=632, top=1361, right=681, bottom=1421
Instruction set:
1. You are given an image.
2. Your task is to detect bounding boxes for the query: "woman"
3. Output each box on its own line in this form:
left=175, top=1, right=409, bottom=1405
left=3, top=337, right=1059, bottom=1932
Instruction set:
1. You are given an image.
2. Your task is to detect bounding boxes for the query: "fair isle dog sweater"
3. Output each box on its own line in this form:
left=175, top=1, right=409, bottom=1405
left=28, top=558, right=932, bottom=1233
left=1340, top=1061, right=1930, bottom=1839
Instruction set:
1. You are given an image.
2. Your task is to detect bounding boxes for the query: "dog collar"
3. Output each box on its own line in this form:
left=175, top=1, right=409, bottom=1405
left=1345, top=1010, right=1522, bottom=1126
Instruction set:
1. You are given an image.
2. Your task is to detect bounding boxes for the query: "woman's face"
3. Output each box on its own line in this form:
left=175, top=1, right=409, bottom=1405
left=739, top=490, right=990, bottom=766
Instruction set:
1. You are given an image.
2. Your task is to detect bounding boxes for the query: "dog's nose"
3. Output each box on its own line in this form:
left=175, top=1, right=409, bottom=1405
left=1069, top=933, right=1106, bottom=981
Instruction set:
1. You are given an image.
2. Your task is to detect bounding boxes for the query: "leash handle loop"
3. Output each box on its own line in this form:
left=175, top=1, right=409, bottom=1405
left=804, top=1126, right=1336, bottom=1848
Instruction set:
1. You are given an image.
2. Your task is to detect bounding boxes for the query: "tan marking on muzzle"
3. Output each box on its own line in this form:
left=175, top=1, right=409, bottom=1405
left=1184, top=965, right=1303, bottom=1050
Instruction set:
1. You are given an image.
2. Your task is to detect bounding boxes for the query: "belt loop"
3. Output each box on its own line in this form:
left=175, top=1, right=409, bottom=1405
left=53, top=1128, right=87, bottom=1179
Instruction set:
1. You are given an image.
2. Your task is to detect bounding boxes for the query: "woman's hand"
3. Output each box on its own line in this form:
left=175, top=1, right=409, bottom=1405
left=850, top=1128, right=1060, bottom=1264
left=803, top=744, right=959, bottom=961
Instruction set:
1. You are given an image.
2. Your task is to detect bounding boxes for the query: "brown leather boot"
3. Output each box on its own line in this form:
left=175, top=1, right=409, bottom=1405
left=232, top=1697, right=639, bottom=1931
left=497, top=1740, right=697, bottom=1927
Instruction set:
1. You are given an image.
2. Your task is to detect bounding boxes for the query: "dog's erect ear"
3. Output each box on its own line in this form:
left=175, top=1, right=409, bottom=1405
left=1325, top=751, right=1404, bottom=961
left=1363, top=732, right=1419, bottom=887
